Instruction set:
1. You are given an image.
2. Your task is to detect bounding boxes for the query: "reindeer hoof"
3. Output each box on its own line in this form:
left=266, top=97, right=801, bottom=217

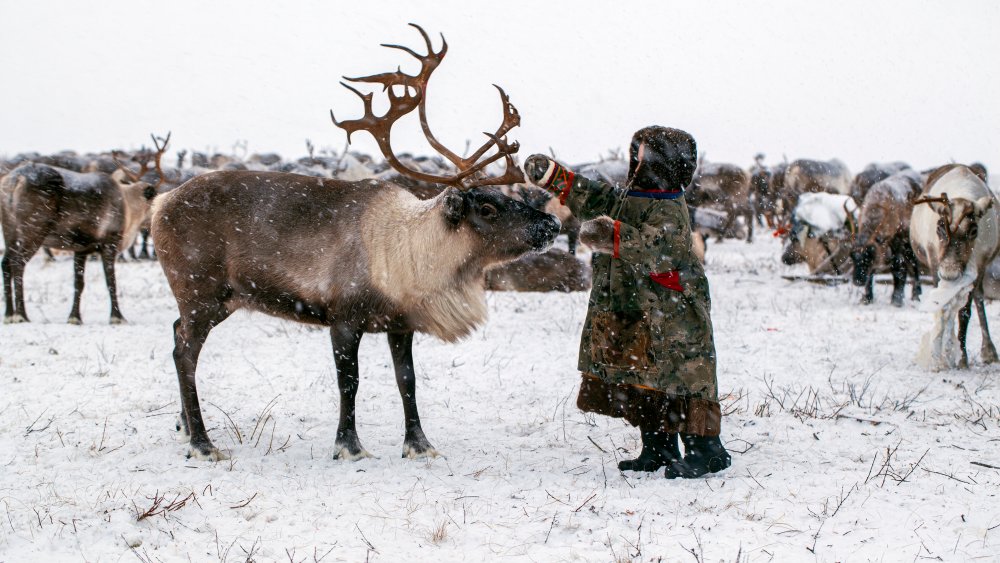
left=402, top=444, right=441, bottom=459
left=109, top=317, right=126, bottom=325
left=187, top=444, right=228, bottom=461
left=67, top=317, right=82, bottom=325
left=3, top=314, right=27, bottom=324
left=333, top=446, right=374, bottom=461
left=982, top=347, right=999, bottom=364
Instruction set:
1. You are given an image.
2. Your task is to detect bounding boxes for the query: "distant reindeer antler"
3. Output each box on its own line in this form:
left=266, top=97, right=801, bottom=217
left=115, top=132, right=173, bottom=188
left=843, top=199, right=857, bottom=236
left=331, top=23, right=524, bottom=189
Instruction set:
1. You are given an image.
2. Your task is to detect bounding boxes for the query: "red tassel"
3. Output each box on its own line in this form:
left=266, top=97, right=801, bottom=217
left=613, top=220, right=621, bottom=258
left=650, top=270, right=683, bottom=292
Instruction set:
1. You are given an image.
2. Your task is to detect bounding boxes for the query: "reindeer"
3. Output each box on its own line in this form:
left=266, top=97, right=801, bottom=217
left=115, top=134, right=189, bottom=259
left=1, top=153, right=156, bottom=324
left=851, top=161, right=911, bottom=203
left=780, top=192, right=858, bottom=275
left=152, top=24, right=560, bottom=462
left=485, top=247, right=591, bottom=292
left=847, top=169, right=923, bottom=305
left=911, top=164, right=999, bottom=368
left=748, top=155, right=787, bottom=228
left=781, top=159, right=852, bottom=212
left=689, top=160, right=755, bottom=242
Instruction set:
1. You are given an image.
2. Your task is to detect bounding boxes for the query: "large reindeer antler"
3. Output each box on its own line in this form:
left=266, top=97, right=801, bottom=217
left=331, top=23, right=525, bottom=189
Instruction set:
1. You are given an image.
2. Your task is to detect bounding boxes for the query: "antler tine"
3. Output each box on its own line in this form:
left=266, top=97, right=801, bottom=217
left=147, top=131, right=172, bottom=188
left=462, top=85, right=521, bottom=166
left=843, top=199, right=857, bottom=235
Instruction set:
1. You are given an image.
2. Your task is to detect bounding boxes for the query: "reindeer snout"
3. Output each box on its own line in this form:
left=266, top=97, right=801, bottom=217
left=530, top=215, right=561, bottom=251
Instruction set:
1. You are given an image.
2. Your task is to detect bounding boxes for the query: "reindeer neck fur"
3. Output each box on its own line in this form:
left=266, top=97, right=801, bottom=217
left=362, top=188, right=486, bottom=342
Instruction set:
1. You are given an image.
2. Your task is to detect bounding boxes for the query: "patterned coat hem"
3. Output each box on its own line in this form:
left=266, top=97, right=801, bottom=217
left=577, top=373, right=722, bottom=436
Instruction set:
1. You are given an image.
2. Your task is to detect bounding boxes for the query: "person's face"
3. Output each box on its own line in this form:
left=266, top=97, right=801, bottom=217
left=633, top=142, right=646, bottom=176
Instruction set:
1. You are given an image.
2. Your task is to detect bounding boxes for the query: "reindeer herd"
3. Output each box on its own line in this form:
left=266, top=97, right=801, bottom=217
left=1, top=24, right=997, bottom=461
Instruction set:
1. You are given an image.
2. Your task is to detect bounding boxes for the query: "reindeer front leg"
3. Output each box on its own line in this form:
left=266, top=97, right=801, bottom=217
left=974, top=287, right=999, bottom=364
left=331, top=322, right=372, bottom=460
left=388, top=331, right=439, bottom=459
left=957, top=294, right=974, bottom=369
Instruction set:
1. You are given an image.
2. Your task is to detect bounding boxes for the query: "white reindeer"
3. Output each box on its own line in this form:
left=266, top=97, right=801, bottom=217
left=912, top=165, right=999, bottom=370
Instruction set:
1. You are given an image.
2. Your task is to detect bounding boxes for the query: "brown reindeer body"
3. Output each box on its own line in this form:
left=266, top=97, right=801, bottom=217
left=849, top=170, right=923, bottom=305
left=850, top=161, right=911, bottom=203
left=2, top=163, right=138, bottom=324
left=153, top=170, right=559, bottom=460
left=689, top=161, right=754, bottom=242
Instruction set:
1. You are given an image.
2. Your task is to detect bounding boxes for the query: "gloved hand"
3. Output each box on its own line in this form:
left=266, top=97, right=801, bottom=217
left=523, top=154, right=554, bottom=186
left=525, top=154, right=576, bottom=204
left=580, top=217, right=615, bottom=254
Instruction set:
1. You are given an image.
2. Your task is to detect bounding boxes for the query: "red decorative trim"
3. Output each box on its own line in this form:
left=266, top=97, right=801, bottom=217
left=558, top=170, right=575, bottom=205
left=542, top=164, right=575, bottom=205
left=613, top=220, right=621, bottom=258
left=650, top=270, right=683, bottom=292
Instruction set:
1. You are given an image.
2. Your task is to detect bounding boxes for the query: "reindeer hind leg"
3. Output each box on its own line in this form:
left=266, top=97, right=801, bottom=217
left=99, top=243, right=125, bottom=324
left=68, top=252, right=87, bottom=324
left=173, top=304, right=231, bottom=461
left=330, top=322, right=372, bottom=461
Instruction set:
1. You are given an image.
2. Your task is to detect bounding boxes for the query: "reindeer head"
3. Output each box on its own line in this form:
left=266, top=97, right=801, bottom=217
left=332, top=23, right=558, bottom=263
left=439, top=187, right=559, bottom=264
left=917, top=193, right=995, bottom=281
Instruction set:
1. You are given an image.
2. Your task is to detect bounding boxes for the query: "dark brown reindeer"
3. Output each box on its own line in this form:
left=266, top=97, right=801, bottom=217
left=152, top=24, right=559, bottom=461
left=848, top=170, right=923, bottom=305
left=1, top=147, right=158, bottom=324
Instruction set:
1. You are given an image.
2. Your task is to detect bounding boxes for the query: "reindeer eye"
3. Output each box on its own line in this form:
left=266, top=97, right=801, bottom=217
left=968, top=223, right=978, bottom=237
left=479, top=203, right=498, bottom=218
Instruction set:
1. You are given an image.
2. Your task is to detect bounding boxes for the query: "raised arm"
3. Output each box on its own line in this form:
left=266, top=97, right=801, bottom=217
left=524, top=154, right=620, bottom=221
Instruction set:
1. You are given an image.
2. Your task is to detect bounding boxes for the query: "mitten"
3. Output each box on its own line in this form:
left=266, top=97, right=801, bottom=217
left=580, top=217, right=615, bottom=254
left=523, top=154, right=575, bottom=202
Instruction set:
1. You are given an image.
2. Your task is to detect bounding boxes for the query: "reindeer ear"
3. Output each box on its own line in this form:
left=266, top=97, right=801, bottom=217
left=974, top=196, right=994, bottom=217
left=441, top=188, right=465, bottom=226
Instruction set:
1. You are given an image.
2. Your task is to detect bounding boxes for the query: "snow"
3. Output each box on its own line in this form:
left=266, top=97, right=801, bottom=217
left=2, top=235, right=999, bottom=561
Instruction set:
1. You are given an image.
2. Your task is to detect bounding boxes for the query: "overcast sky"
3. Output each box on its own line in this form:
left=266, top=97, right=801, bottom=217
left=1, top=0, right=997, bottom=173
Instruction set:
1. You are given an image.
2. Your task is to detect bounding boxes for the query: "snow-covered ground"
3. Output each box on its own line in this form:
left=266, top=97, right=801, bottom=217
left=1, top=234, right=998, bottom=562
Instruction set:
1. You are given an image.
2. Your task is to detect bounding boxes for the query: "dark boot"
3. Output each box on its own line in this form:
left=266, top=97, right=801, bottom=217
left=618, top=429, right=681, bottom=472
left=663, top=434, right=731, bottom=479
